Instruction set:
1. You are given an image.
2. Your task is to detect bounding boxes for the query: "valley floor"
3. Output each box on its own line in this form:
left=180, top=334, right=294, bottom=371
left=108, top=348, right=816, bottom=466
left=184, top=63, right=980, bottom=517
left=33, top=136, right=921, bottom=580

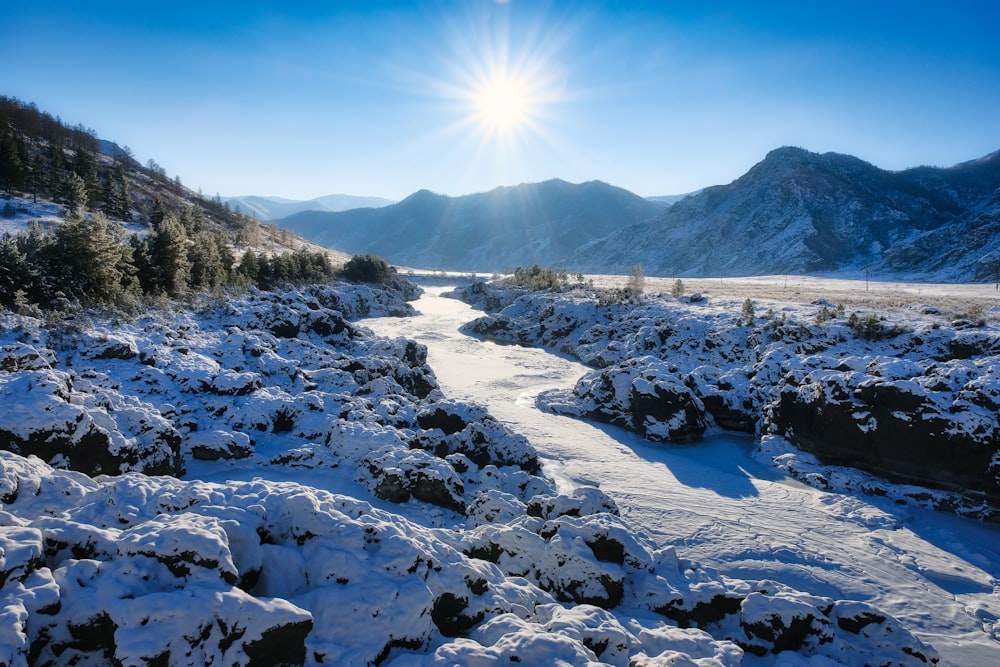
left=590, top=273, right=1000, bottom=315
left=363, top=283, right=1000, bottom=666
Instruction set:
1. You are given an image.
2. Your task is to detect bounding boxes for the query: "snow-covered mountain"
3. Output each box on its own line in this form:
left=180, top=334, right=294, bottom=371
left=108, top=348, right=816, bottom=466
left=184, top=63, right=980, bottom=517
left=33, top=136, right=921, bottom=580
left=278, top=179, right=663, bottom=272
left=573, top=147, right=1000, bottom=281
left=223, top=194, right=394, bottom=221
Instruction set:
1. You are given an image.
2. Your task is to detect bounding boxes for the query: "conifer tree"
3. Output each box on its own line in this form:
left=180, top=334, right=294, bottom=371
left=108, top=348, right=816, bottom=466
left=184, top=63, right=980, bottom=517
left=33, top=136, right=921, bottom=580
left=150, top=198, right=166, bottom=228
left=129, top=234, right=157, bottom=294
left=102, top=165, right=131, bottom=220
left=60, top=172, right=89, bottom=216
left=189, top=230, right=233, bottom=291
left=147, top=214, right=191, bottom=296
left=236, top=248, right=261, bottom=285
left=0, top=123, right=28, bottom=192
left=15, top=222, right=49, bottom=305
left=70, top=148, right=99, bottom=208
left=0, top=234, right=27, bottom=307
left=48, top=212, right=138, bottom=306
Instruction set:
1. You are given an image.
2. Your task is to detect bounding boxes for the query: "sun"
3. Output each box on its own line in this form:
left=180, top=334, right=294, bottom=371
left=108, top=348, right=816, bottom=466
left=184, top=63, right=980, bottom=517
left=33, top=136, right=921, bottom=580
left=475, top=76, right=532, bottom=131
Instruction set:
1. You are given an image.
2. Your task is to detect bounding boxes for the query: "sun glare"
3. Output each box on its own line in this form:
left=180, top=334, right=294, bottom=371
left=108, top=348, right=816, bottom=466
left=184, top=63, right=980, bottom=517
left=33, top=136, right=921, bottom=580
left=475, top=76, right=531, bottom=131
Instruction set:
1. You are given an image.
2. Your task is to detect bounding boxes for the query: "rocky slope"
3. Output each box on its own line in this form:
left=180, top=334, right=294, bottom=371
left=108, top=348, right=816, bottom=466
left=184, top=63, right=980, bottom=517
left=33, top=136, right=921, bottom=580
left=279, top=179, right=662, bottom=272
left=572, top=147, right=1000, bottom=281
left=456, top=281, right=1000, bottom=518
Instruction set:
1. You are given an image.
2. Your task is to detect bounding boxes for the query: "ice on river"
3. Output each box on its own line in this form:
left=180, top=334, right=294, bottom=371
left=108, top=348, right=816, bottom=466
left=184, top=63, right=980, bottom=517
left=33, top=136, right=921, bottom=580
left=362, top=284, right=1000, bottom=666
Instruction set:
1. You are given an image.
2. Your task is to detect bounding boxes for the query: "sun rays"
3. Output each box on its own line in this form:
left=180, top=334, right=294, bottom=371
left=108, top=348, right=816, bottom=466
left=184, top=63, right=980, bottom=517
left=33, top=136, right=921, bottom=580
left=474, top=75, right=532, bottom=132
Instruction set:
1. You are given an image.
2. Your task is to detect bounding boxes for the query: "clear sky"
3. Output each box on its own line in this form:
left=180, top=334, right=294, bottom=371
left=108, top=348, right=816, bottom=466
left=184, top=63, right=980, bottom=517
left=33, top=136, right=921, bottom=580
left=3, top=1, right=999, bottom=201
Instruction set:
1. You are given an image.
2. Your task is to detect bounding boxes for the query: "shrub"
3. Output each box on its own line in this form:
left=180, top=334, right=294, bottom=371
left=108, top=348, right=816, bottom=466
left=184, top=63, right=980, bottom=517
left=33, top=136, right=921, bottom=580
left=339, top=254, right=396, bottom=284
left=848, top=312, right=886, bottom=340
left=507, top=265, right=567, bottom=291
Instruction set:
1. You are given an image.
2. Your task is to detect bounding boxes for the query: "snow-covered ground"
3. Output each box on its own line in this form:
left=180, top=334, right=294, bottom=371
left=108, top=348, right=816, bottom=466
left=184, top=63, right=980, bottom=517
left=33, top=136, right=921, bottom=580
left=1, top=273, right=996, bottom=665
left=363, top=284, right=1000, bottom=666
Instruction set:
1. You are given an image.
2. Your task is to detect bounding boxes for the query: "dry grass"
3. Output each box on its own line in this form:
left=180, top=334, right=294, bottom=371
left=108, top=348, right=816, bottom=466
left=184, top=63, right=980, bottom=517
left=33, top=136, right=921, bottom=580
left=586, top=274, right=1000, bottom=322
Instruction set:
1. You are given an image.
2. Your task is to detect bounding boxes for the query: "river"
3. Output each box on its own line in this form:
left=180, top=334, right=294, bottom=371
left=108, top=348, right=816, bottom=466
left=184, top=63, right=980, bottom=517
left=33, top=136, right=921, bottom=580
left=362, top=282, right=1000, bottom=665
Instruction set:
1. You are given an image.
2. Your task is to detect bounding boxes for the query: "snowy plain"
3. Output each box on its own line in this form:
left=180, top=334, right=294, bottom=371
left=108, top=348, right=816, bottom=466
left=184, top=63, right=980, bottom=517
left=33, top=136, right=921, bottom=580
left=363, top=282, right=1000, bottom=666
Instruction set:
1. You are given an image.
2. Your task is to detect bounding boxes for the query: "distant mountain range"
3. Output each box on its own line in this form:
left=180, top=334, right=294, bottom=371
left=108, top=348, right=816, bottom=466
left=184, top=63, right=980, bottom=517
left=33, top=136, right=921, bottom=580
left=223, top=194, right=395, bottom=221
left=571, top=147, right=1000, bottom=281
left=278, top=179, right=663, bottom=272
left=275, top=148, right=1000, bottom=281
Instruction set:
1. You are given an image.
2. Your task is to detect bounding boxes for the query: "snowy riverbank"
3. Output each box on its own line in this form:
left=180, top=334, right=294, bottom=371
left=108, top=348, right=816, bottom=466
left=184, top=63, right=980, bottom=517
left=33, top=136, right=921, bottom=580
left=366, top=283, right=1000, bottom=665
left=0, top=278, right=995, bottom=664
left=455, top=279, right=1000, bottom=519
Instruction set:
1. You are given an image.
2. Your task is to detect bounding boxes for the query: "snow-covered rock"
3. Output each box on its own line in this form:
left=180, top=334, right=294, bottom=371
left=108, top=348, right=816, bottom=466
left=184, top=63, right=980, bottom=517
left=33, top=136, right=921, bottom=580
left=0, top=278, right=940, bottom=665
left=457, top=280, right=1000, bottom=517
left=539, top=356, right=707, bottom=442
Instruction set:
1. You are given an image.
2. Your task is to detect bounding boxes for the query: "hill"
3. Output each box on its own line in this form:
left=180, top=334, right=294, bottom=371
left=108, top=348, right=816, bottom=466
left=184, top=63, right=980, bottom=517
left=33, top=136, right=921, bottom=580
left=0, top=95, right=354, bottom=311
left=223, top=193, right=394, bottom=221
left=278, top=179, right=663, bottom=272
left=572, top=146, right=1000, bottom=281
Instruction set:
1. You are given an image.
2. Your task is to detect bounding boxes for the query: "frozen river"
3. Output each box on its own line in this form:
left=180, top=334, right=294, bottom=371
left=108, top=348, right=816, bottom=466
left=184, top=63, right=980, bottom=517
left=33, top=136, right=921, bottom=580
left=363, top=283, right=1000, bottom=665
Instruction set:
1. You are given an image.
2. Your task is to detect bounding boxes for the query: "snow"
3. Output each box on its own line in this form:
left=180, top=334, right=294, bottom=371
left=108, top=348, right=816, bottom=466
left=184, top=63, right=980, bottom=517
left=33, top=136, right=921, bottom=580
left=0, top=275, right=996, bottom=664
left=364, top=283, right=1000, bottom=666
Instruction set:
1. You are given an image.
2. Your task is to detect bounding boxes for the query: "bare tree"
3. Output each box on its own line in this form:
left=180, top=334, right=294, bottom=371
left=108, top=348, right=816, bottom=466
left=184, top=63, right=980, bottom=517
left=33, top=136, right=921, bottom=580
left=628, top=264, right=645, bottom=301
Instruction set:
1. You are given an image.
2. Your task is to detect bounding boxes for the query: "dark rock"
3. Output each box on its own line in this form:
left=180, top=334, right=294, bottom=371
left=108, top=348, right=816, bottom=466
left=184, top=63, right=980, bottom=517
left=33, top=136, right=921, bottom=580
left=699, top=394, right=756, bottom=432
left=655, top=593, right=743, bottom=628
left=729, top=594, right=844, bottom=657
left=67, top=612, right=117, bottom=659
left=91, top=341, right=139, bottom=360
left=243, top=618, right=313, bottom=667
left=587, top=535, right=626, bottom=565
left=188, top=431, right=254, bottom=462
left=417, top=407, right=468, bottom=435
left=431, top=593, right=484, bottom=637
left=630, top=374, right=707, bottom=442
left=768, top=377, right=1000, bottom=508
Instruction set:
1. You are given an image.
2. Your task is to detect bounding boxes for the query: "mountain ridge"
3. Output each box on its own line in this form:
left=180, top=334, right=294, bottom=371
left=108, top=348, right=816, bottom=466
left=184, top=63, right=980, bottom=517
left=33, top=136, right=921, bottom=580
left=274, top=146, right=1000, bottom=281
left=279, top=178, right=663, bottom=272
left=223, top=193, right=395, bottom=221
left=570, top=146, right=1000, bottom=281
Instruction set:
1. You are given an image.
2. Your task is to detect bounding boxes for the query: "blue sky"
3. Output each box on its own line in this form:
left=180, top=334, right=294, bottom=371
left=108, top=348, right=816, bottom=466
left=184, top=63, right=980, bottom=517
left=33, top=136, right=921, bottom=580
left=3, top=1, right=999, bottom=200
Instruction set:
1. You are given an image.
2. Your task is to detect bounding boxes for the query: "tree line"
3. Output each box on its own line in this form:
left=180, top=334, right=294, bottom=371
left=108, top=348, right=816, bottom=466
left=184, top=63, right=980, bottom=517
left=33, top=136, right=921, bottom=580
left=0, top=207, right=340, bottom=312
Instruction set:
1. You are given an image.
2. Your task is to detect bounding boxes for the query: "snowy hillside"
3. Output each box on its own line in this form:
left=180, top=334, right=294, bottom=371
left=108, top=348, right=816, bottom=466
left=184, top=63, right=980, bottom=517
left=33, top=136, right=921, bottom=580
left=572, top=147, right=1000, bottom=282
left=223, top=194, right=395, bottom=221
left=278, top=179, right=662, bottom=272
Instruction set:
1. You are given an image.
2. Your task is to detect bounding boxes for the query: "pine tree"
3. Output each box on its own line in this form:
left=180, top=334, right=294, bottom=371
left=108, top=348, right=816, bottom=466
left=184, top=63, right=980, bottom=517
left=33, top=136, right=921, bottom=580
left=130, top=234, right=157, bottom=294
left=70, top=148, right=99, bottom=208
left=148, top=215, right=191, bottom=296
left=102, top=165, right=131, bottom=220
left=0, top=123, right=28, bottom=192
left=48, top=212, right=138, bottom=306
left=179, top=205, right=205, bottom=235
left=0, top=234, right=27, bottom=307
left=150, top=198, right=166, bottom=228
left=236, top=248, right=261, bottom=285
left=60, top=172, right=89, bottom=216
left=188, top=230, right=233, bottom=291
left=15, top=222, right=50, bottom=305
